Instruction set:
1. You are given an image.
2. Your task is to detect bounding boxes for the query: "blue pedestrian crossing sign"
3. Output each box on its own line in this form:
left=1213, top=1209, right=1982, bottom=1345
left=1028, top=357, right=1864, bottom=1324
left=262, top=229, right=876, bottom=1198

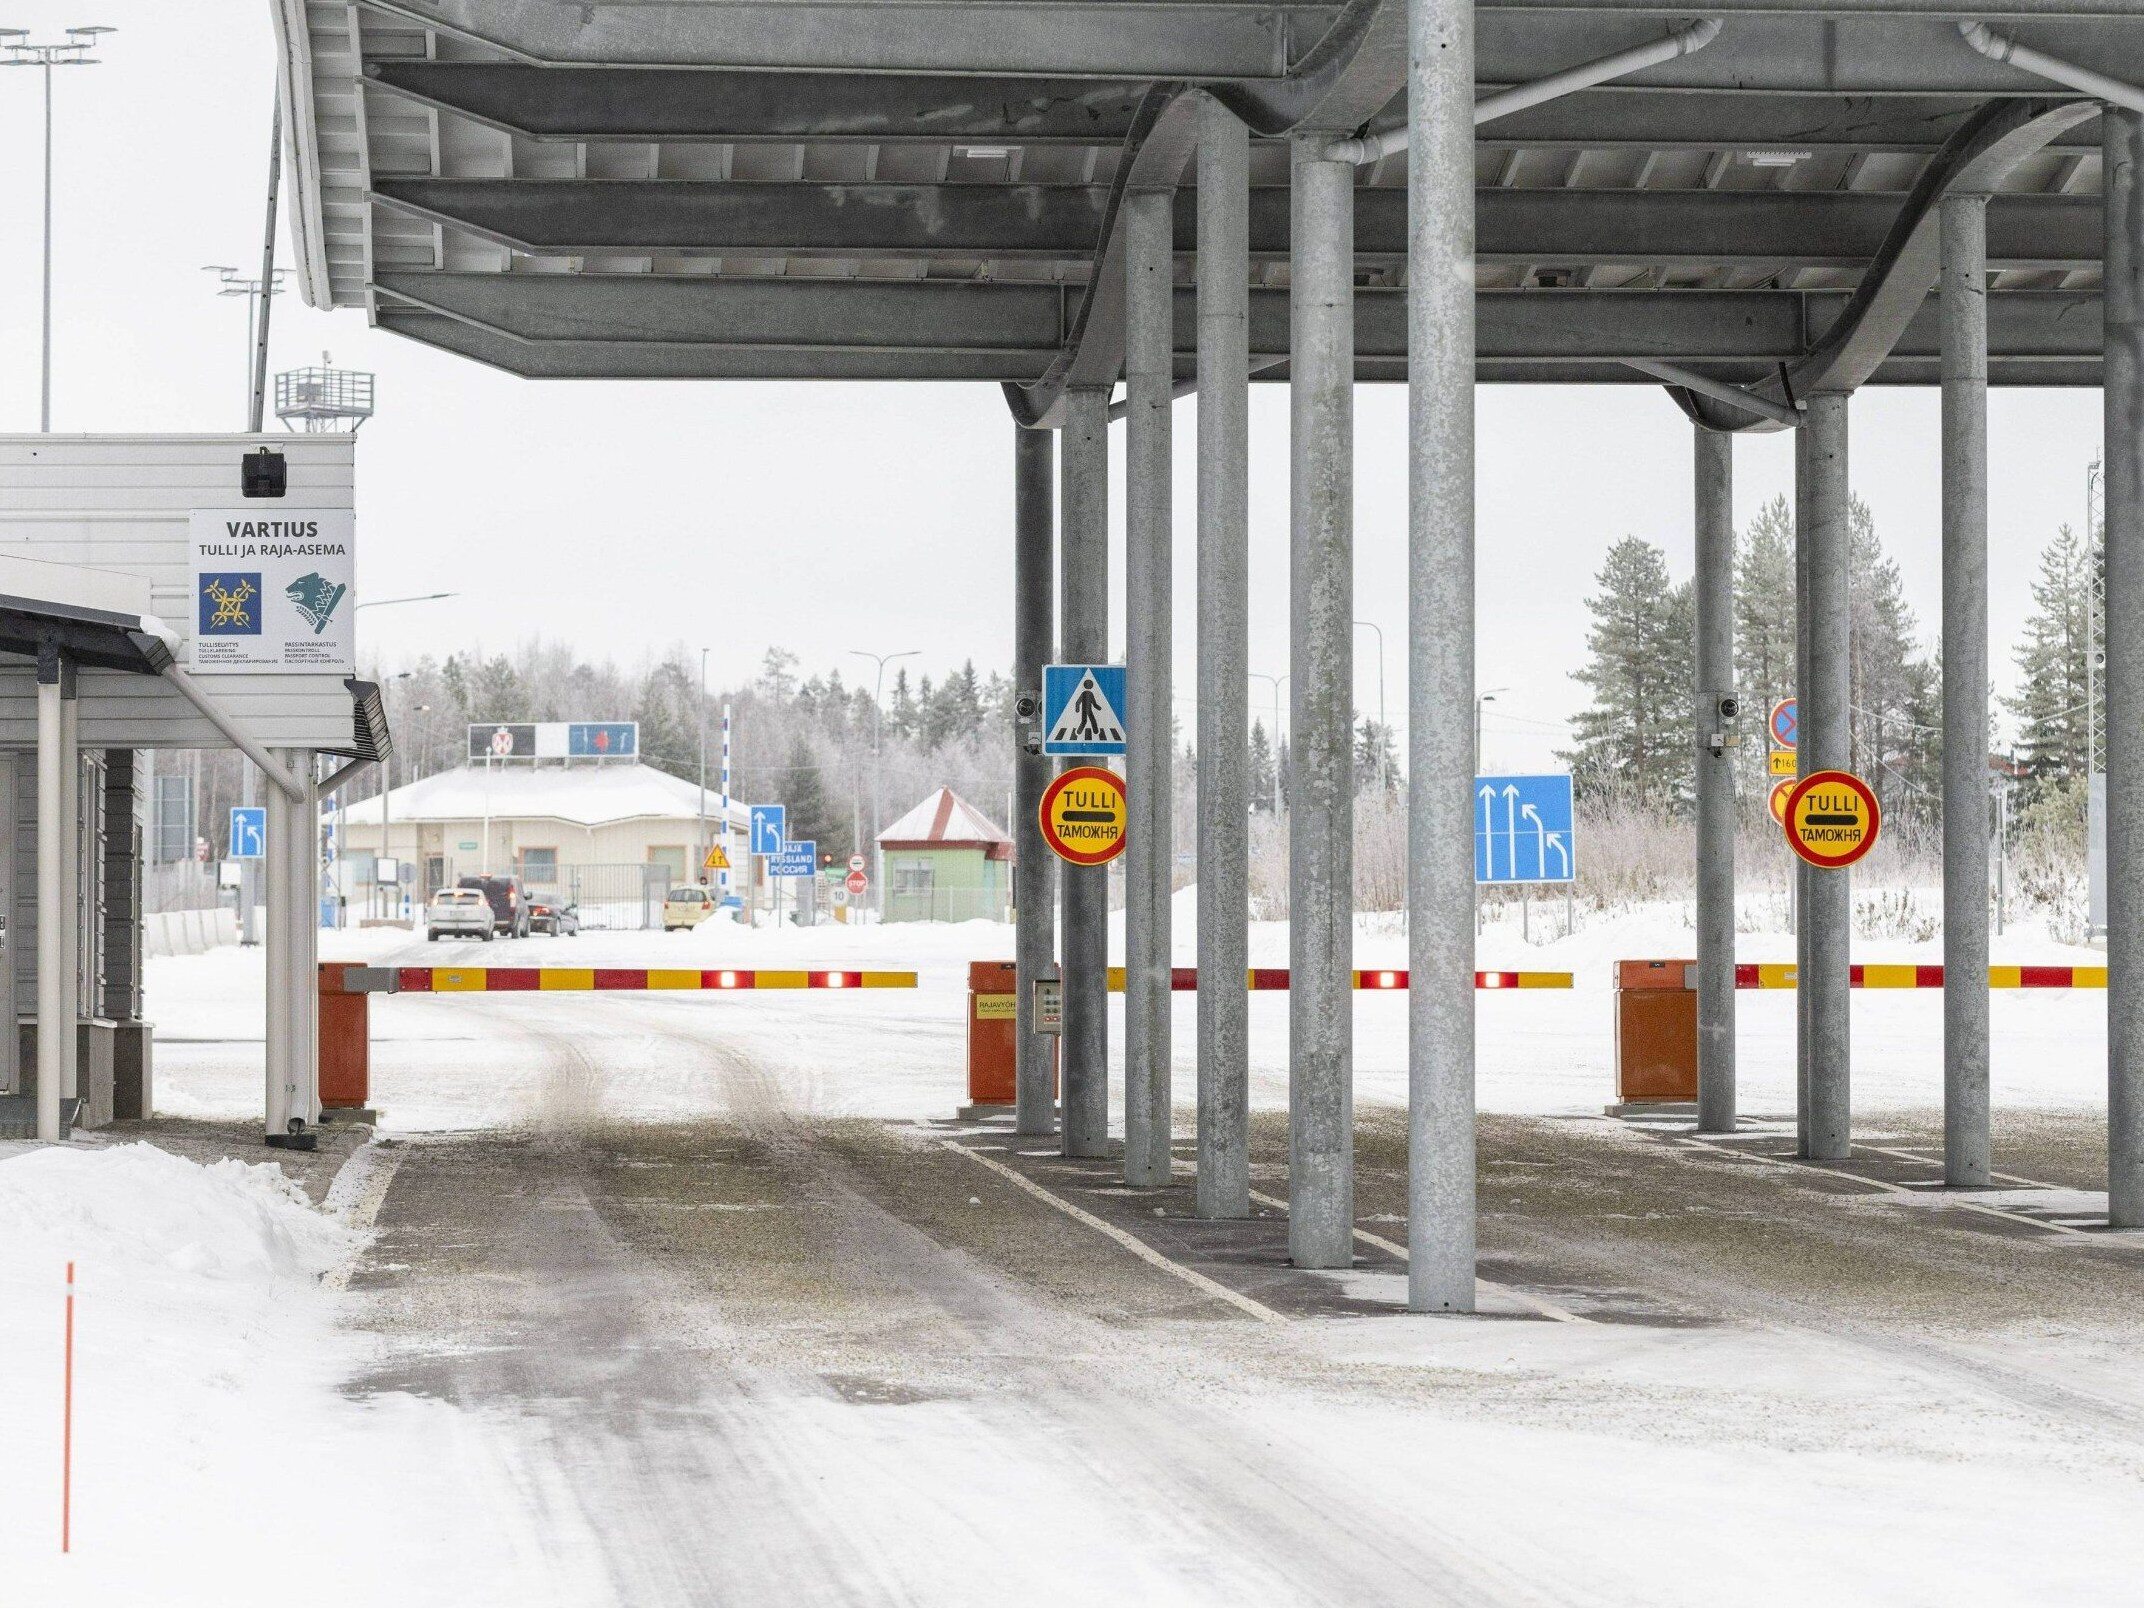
left=1043, top=664, right=1127, bottom=756
left=229, top=806, right=267, bottom=860
left=749, top=804, right=786, bottom=858
left=1475, top=774, right=1576, bottom=885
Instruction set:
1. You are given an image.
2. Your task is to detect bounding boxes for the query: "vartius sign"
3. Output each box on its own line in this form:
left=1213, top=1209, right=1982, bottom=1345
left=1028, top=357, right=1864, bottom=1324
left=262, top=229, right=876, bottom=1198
left=188, top=509, right=355, bottom=673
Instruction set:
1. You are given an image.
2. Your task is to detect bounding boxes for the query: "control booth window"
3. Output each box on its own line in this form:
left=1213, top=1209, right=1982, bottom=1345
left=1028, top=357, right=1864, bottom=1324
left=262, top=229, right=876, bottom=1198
left=520, top=847, right=559, bottom=883
left=893, top=860, right=934, bottom=896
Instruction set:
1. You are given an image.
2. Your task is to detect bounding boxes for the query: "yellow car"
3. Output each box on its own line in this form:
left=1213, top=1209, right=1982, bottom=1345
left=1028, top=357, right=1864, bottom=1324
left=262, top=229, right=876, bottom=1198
left=662, top=884, right=717, bottom=932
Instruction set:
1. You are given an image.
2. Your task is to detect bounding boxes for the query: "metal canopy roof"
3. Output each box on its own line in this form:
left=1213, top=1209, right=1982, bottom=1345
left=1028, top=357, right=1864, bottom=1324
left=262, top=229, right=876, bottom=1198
left=273, top=1, right=2136, bottom=427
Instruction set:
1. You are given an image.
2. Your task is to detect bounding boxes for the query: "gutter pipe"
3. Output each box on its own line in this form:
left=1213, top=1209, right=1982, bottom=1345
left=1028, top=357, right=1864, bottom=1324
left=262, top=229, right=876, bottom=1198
left=1957, top=20, right=2144, bottom=117
left=1326, top=17, right=1721, bottom=165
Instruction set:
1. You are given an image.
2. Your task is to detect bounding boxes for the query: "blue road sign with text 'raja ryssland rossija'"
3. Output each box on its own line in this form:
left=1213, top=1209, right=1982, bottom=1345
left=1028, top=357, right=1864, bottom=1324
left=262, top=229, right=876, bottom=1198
left=1474, top=774, right=1576, bottom=885
left=769, top=840, right=818, bottom=878
left=1042, top=664, right=1128, bottom=756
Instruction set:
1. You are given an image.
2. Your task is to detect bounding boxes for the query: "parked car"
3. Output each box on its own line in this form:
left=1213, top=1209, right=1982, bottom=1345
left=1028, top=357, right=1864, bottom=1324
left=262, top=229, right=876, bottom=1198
left=457, top=873, right=532, bottom=938
left=662, top=884, right=717, bottom=932
left=426, top=886, right=496, bottom=942
left=528, top=892, right=580, bottom=936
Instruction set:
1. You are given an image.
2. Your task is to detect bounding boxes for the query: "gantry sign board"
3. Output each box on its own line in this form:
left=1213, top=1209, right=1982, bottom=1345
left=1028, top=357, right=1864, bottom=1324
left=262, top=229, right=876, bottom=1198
left=1475, top=774, right=1576, bottom=885
left=1042, top=664, right=1127, bottom=756
left=0, top=436, right=374, bottom=754
left=1784, top=769, right=1882, bottom=869
left=467, top=721, right=639, bottom=760
left=189, top=509, right=354, bottom=672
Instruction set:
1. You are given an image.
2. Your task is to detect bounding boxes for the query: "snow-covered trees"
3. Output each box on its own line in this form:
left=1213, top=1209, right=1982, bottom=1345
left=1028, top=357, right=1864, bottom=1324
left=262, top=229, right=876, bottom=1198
left=1561, top=536, right=1695, bottom=802
left=2005, top=522, right=2101, bottom=802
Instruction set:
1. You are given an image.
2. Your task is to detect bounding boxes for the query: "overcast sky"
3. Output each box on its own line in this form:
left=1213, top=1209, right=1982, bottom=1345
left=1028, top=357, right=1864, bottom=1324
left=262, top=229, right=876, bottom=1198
left=0, top=0, right=2104, bottom=771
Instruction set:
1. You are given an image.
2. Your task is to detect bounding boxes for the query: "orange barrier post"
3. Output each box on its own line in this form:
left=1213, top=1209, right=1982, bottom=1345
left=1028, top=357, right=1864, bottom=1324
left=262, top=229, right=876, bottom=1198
left=316, top=962, right=373, bottom=1116
left=965, top=960, right=1056, bottom=1113
left=1613, top=959, right=1699, bottom=1105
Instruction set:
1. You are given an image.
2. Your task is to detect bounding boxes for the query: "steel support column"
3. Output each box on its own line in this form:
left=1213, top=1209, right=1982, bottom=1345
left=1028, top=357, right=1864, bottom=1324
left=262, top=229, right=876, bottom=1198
left=1059, top=387, right=1111, bottom=1160
left=1289, top=134, right=1355, bottom=1270
left=1013, top=423, right=1058, bottom=1138
left=293, top=752, right=320, bottom=1128
left=1407, top=0, right=1478, bottom=1312
left=1941, top=192, right=1993, bottom=1188
left=1196, top=93, right=1251, bottom=1221
left=58, top=689, right=78, bottom=1103
left=2106, top=107, right=2144, bottom=1227
left=1793, top=423, right=1813, bottom=1154
left=1694, top=426, right=1737, bottom=1133
left=263, top=752, right=293, bottom=1138
left=34, top=653, right=67, bottom=1141
left=1123, top=188, right=1174, bottom=1188
left=1799, top=393, right=1853, bottom=1161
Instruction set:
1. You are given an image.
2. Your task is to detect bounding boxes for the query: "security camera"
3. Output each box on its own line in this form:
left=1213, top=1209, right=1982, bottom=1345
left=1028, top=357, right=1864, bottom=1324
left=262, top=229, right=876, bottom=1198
left=1717, top=694, right=1740, bottom=721
left=1015, top=692, right=1040, bottom=720
left=1023, top=732, right=1043, bottom=756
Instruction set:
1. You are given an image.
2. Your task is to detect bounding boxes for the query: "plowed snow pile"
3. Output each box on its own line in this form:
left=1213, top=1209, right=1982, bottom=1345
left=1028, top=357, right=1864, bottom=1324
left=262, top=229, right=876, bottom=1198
left=0, top=1143, right=566, bottom=1607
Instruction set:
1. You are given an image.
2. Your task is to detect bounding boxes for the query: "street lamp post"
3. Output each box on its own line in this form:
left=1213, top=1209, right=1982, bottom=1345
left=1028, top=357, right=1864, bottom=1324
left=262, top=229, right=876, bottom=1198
left=2, top=26, right=115, bottom=432
left=1354, top=619, right=1387, bottom=794
left=697, top=647, right=710, bottom=881
left=848, top=648, right=918, bottom=921
left=203, top=265, right=289, bottom=424
left=1474, top=687, right=1510, bottom=775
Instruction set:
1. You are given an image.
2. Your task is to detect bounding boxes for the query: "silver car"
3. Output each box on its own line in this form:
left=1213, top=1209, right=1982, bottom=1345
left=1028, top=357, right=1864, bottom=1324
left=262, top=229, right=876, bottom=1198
left=426, top=886, right=496, bottom=942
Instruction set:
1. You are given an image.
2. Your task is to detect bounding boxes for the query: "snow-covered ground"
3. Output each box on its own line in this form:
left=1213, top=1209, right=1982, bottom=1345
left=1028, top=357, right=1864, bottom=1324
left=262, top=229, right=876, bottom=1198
left=6, top=896, right=2128, bottom=1605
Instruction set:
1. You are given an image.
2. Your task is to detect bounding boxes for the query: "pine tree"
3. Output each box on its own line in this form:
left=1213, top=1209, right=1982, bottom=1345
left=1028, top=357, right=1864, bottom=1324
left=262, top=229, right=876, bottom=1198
left=886, top=668, right=916, bottom=741
left=1733, top=495, right=1797, bottom=797
left=2006, top=522, right=2099, bottom=801
left=1561, top=537, right=1694, bottom=802
left=1354, top=719, right=1399, bottom=794
left=1846, top=497, right=1939, bottom=823
left=782, top=735, right=839, bottom=858
left=1249, top=721, right=1277, bottom=813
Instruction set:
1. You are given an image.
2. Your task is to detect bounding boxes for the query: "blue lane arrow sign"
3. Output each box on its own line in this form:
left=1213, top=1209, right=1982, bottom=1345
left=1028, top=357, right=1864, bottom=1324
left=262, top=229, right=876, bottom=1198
left=229, top=805, right=267, bottom=860
left=1473, top=774, right=1576, bottom=885
left=749, top=804, right=786, bottom=858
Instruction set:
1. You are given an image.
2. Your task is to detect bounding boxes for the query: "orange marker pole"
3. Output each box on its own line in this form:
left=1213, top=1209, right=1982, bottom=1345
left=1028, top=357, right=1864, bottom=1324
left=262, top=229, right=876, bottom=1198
left=61, top=1259, right=74, bottom=1553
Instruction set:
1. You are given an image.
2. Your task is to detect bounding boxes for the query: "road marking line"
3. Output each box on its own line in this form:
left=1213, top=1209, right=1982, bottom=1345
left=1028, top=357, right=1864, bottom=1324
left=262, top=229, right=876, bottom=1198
left=322, top=1141, right=405, bottom=1293
left=1244, top=1188, right=1587, bottom=1324
left=939, top=1142, right=1285, bottom=1325
left=1667, top=1133, right=2114, bottom=1242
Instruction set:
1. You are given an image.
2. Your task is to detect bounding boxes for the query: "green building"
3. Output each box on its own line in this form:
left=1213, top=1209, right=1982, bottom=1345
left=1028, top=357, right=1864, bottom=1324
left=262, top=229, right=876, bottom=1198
left=876, top=787, right=1013, bottom=923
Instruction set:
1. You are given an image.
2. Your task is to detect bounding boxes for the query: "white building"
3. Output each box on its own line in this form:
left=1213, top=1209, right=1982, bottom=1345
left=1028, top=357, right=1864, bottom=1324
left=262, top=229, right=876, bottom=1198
left=336, top=760, right=750, bottom=914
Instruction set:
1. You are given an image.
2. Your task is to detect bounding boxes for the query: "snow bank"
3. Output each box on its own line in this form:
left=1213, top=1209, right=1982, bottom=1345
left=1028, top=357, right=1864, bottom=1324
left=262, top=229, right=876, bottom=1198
left=0, top=1143, right=568, bottom=1606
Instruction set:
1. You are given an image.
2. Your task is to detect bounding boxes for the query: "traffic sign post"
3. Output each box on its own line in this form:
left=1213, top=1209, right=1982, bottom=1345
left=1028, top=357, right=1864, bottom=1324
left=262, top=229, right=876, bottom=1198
left=1039, top=766, right=1128, bottom=865
left=749, top=805, right=786, bottom=858
left=1784, top=769, right=1881, bottom=869
left=229, top=805, right=267, bottom=860
left=1472, top=774, right=1576, bottom=884
left=1769, top=698, right=1799, bottom=750
left=1769, top=777, right=1797, bottom=825
left=1042, top=664, right=1128, bottom=756
left=844, top=869, right=869, bottom=896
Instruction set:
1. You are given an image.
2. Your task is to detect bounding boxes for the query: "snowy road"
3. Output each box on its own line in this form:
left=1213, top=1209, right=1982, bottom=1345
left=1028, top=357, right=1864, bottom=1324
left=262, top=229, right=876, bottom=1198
left=348, top=1000, right=1548, bottom=1607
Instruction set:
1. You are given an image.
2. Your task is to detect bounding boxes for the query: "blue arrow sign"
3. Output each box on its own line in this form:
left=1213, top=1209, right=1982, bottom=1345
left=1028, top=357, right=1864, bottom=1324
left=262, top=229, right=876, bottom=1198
left=1042, top=663, right=1128, bottom=756
left=749, top=805, right=786, bottom=858
left=1474, top=774, right=1576, bottom=885
left=229, top=805, right=266, bottom=860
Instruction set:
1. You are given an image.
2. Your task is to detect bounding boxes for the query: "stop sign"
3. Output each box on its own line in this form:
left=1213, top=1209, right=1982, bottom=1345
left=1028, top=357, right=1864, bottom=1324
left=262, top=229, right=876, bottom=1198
left=845, top=869, right=868, bottom=896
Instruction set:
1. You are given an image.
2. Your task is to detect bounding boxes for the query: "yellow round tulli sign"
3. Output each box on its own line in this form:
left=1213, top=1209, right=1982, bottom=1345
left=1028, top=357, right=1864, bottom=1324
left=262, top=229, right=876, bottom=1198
left=1783, top=768, right=1881, bottom=869
left=1040, top=765, right=1128, bottom=866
